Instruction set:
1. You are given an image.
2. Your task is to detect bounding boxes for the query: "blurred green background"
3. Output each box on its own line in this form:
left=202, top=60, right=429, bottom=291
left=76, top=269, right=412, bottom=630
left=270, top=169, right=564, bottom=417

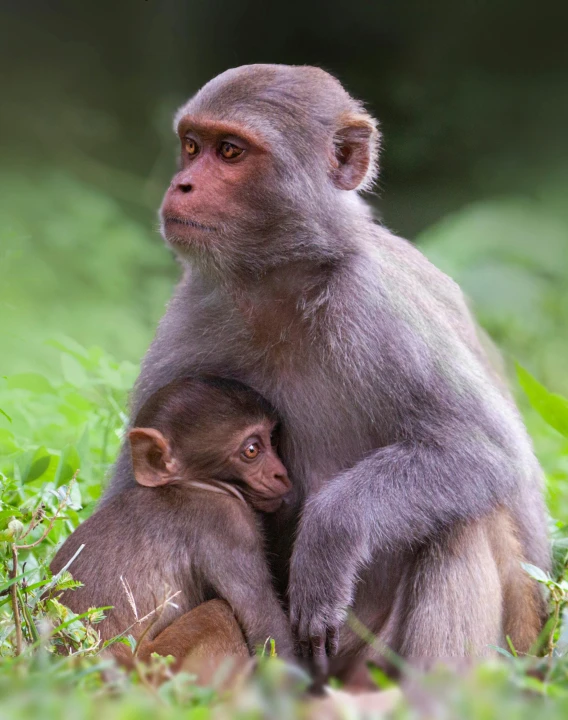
left=1, top=1, right=567, bottom=476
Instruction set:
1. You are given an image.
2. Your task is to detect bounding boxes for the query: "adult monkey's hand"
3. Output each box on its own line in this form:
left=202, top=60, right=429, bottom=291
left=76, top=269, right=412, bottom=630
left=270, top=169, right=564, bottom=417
left=288, top=459, right=380, bottom=679
left=289, top=484, right=364, bottom=678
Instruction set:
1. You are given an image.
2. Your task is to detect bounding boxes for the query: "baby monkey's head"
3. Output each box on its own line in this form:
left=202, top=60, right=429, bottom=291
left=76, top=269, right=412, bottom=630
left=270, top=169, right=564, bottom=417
left=128, top=376, right=291, bottom=512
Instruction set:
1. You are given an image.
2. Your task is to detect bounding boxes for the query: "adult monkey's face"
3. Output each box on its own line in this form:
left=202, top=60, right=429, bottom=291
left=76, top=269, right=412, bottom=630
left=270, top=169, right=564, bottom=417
left=160, top=64, right=380, bottom=278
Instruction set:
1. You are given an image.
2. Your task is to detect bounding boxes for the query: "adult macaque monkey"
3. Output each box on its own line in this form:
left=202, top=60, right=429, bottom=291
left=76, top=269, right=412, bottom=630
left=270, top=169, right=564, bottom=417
left=106, top=65, right=549, bottom=679
left=51, top=377, right=294, bottom=678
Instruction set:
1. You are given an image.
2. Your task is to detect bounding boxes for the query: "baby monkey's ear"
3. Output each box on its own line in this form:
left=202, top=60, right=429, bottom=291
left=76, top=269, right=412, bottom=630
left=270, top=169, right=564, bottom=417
left=128, top=427, right=180, bottom=487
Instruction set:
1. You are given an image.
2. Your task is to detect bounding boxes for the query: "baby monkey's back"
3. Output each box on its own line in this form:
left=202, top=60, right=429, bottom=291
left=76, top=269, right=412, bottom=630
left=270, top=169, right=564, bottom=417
left=50, top=376, right=294, bottom=665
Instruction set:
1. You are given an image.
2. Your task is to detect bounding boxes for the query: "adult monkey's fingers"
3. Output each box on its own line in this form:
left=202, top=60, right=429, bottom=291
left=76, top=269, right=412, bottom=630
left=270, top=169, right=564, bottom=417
left=310, top=631, right=329, bottom=680
left=326, top=626, right=340, bottom=657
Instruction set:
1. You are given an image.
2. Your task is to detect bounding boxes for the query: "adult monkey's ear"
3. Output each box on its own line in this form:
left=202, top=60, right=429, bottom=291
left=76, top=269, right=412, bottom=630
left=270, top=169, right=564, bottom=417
left=128, top=427, right=180, bottom=487
left=331, top=113, right=380, bottom=192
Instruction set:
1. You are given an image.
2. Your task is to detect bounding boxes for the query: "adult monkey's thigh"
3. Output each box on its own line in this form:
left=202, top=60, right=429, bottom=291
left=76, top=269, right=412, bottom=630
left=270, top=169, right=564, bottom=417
left=381, top=510, right=545, bottom=662
left=388, top=520, right=502, bottom=659
left=104, top=64, right=550, bottom=676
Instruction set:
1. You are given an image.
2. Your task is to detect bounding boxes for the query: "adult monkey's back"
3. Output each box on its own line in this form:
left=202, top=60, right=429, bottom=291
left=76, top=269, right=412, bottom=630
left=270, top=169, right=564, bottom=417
left=107, top=65, right=549, bottom=675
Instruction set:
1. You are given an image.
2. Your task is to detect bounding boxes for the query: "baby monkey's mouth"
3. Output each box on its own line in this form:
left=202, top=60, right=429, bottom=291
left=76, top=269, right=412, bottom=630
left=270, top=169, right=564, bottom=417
left=251, top=496, right=286, bottom=513
left=228, top=478, right=291, bottom=514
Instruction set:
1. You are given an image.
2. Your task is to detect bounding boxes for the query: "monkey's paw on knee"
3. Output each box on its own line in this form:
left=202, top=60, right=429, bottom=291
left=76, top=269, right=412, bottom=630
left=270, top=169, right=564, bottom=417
left=289, top=558, right=354, bottom=680
left=289, top=546, right=354, bottom=678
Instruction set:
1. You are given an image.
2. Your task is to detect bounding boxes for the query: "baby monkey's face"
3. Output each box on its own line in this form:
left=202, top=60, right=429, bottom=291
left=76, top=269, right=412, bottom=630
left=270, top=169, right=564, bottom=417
left=220, top=419, right=291, bottom=512
left=129, top=396, right=291, bottom=513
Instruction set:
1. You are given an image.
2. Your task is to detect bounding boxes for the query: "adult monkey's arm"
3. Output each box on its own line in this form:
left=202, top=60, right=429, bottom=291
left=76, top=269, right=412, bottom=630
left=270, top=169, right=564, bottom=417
left=289, top=409, right=529, bottom=673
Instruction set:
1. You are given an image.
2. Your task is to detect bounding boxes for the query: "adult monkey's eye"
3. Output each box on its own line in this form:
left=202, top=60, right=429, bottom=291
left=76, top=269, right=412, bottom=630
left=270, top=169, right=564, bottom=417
left=220, top=142, right=243, bottom=160
left=185, top=138, right=199, bottom=156
left=242, top=442, right=260, bottom=460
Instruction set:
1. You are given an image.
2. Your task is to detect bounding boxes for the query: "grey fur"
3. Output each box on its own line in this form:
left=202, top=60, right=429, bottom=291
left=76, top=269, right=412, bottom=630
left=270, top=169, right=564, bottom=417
left=51, top=485, right=293, bottom=657
left=105, top=65, right=550, bottom=671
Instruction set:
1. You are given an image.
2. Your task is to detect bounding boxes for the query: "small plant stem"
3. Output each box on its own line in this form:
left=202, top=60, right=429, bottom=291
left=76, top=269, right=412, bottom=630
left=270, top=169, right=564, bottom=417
left=15, top=477, right=77, bottom=551
left=17, top=585, right=40, bottom=643
left=547, top=589, right=561, bottom=658
left=9, top=544, right=23, bottom=655
left=20, top=503, right=45, bottom=541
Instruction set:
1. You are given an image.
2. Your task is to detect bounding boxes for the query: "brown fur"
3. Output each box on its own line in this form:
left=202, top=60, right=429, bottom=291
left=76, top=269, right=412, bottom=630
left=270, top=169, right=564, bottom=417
left=489, top=510, right=547, bottom=653
left=50, top=378, right=294, bottom=679
left=137, top=600, right=251, bottom=687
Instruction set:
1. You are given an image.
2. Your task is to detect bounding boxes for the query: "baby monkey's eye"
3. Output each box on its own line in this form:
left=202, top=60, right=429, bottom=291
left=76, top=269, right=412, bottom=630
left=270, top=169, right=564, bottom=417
left=242, top=442, right=260, bottom=460
left=185, top=138, right=199, bottom=156
left=220, top=142, right=243, bottom=160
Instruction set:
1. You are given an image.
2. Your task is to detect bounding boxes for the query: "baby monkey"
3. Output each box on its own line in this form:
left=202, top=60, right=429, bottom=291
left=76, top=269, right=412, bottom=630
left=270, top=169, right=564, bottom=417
left=51, top=376, right=294, bottom=679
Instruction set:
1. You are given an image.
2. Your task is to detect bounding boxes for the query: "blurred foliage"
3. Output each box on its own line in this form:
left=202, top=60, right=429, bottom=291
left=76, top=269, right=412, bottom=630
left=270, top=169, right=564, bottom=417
left=0, top=172, right=177, bottom=375
left=0, top=341, right=134, bottom=664
left=0, top=338, right=135, bottom=515
left=419, top=195, right=568, bottom=396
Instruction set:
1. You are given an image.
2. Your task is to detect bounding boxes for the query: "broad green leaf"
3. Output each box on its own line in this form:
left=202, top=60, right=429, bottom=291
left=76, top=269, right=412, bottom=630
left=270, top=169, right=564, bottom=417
left=6, top=372, right=55, bottom=394
left=53, top=445, right=81, bottom=486
left=61, top=353, right=88, bottom=387
left=65, top=507, right=81, bottom=526
left=0, top=509, right=24, bottom=525
left=521, top=561, right=551, bottom=584
left=23, top=446, right=54, bottom=483
left=58, top=403, right=87, bottom=427
left=62, top=391, right=93, bottom=411
left=517, top=365, right=568, bottom=438
left=46, top=336, right=90, bottom=360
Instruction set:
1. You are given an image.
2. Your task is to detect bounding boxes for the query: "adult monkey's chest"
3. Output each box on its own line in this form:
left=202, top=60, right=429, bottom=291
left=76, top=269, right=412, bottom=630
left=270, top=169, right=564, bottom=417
left=193, top=295, right=386, bottom=495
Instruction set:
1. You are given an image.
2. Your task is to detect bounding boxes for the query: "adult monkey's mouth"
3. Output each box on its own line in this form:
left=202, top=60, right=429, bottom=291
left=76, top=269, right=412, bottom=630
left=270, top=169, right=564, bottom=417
left=163, top=215, right=216, bottom=233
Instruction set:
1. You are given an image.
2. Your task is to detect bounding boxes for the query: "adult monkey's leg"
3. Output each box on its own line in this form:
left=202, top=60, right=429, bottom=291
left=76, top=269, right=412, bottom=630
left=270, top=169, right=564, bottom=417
left=488, top=510, right=548, bottom=654
left=385, top=510, right=545, bottom=662
left=388, top=518, right=502, bottom=661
